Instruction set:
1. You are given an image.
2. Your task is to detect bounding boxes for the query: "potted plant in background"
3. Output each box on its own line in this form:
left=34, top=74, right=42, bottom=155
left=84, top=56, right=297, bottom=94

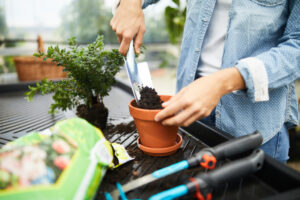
left=128, top=86, right=182, bottom=156
left=14, top=35, right=67, bottom=82
left=25, top=35, right=124, bottom=130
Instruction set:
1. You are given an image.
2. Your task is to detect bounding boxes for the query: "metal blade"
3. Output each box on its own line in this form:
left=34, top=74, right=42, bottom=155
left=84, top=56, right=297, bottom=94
left=124, top=41, right=153, bottom=104
left=110, top=174, right=157, bottom=199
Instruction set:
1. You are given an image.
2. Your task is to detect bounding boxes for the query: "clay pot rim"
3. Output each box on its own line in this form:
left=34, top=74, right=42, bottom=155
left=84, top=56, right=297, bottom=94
left=137, top=133, right=182, bottom=156
left=129, top=95, right=172, bottom=121
left=128, top=95, right=171, bottom=112
left=129, top=99, right=162, bottom=111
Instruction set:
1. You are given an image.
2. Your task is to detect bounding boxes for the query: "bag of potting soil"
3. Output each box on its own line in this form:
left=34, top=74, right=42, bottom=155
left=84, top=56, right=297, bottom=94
left=0, top=117, right=133, bottom=200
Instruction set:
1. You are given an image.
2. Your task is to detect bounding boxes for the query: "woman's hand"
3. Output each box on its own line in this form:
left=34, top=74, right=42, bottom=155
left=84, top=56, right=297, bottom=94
left=110, top=0, right=145, bottom=55
left=154, top=68, right=245, bottom=127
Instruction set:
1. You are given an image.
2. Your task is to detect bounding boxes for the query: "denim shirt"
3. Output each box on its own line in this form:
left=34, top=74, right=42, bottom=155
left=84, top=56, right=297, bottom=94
left=144, top=0, right=300, bottom=143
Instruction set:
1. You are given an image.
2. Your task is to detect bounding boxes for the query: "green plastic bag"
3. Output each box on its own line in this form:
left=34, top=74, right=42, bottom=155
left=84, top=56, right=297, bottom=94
left=0, top=118, right=132, bottom=200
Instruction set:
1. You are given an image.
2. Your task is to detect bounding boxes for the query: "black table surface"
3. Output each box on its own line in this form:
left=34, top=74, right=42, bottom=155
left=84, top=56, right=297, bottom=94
left=1, top=82, right=300, bottom=200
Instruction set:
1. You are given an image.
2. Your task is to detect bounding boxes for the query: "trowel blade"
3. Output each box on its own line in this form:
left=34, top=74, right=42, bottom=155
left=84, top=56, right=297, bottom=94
left=125, top=41, right=153, bottom=103
left=110, top=174, right=156, bottom=200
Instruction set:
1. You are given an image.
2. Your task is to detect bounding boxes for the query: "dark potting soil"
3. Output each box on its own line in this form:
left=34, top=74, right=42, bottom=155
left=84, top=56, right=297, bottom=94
left=102, top=146, right=145, bottom=186
left=97, top=128, right=207, bottom=200
left=137, top=86, right=163, bottom=109
left=105, top=121, right=136, bottom=136
left=76, top=102, right=108, bottom=130
left=103, top=121, right=136, bottom=143
left=97, top=119, right=276, bottom=200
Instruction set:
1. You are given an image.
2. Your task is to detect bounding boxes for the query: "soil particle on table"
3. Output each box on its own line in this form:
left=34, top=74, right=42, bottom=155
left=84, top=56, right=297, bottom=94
left=137, top=86, right=163, bottom=109
left=104, top=121, right=136, bottom=138
left=97, top=119, right=228, bottom=200
left=132, top=170, right=139, bottom=176
left=106, top=121, right=136, bottom=134
left=127, top=146, right=145, bottom=162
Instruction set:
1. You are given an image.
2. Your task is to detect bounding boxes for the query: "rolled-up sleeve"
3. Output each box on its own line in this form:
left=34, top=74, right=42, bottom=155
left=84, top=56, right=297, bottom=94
left=142, top=0, right=160, bottom=9
left=235, top=0, right=300, bottom=103
left=236, top=57, right=269, bottom=102
left=112, top=0, right=159, bottom=14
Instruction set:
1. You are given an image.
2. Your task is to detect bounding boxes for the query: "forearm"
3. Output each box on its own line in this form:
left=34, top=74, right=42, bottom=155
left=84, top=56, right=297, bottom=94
left=120, top=0, right=142, bottom=7
left=211, top=67, right=246, bottom=97
left=113, top=0, right=159, bottom=12
left=113, top=0, right=142, bottom=14
left=235, top=0, right=300, bottom=102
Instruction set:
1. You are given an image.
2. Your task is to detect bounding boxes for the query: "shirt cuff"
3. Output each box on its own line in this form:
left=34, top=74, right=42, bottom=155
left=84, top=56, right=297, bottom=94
left=112, top=0, right=145, bottom=14
left=235, top=57, right=269, bottom=102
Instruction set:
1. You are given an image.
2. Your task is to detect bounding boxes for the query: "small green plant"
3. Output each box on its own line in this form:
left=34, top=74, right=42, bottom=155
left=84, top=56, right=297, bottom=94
left=25, top=36, right=124, bottom=129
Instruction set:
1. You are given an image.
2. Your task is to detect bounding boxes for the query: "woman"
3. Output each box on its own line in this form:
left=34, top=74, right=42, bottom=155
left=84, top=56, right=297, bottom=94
left=111, top=0, right=300, bottom=163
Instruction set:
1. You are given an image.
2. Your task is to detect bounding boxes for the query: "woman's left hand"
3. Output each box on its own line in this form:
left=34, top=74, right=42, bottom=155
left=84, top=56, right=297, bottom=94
left=154, top=67, right=245, bottom=127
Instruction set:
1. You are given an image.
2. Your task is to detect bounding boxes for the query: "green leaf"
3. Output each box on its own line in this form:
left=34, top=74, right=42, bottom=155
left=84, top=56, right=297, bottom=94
left=164, top=4, right=186, bottom=44
left=25, top=35, right=124, bottom=113
left=172, top=0, right=180, bottom=6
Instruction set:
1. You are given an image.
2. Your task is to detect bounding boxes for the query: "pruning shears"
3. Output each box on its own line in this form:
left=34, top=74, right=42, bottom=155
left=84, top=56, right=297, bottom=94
left=105, top=132, right=263, bottom=200
left=149, top=149, right=264, bottom=200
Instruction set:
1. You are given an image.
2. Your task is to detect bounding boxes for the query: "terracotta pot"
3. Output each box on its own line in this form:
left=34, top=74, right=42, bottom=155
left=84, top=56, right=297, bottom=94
left=129, top=95, right=182, bottom=156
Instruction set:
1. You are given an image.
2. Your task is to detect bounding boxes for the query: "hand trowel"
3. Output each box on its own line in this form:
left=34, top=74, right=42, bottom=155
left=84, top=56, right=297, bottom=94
left=124, top=41, right=153, bottom=105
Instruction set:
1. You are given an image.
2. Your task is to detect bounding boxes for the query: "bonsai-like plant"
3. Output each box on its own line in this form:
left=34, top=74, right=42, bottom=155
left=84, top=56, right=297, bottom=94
left=25, top=36, right=124, bottom=129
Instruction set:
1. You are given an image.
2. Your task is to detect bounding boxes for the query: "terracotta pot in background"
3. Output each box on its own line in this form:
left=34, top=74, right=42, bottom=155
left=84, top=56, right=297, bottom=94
left=129, top=95, right=182, bottom=156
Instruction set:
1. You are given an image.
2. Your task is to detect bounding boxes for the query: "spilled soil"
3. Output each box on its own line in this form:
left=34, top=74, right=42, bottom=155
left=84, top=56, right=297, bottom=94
left=104, top=121, right=136, bottom=139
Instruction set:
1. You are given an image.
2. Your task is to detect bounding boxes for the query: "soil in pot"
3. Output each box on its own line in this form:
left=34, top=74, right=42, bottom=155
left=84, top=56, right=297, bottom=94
left=130, top=87, right=181, bottom=156
left=138, top=86, right=163, bottom=109
left=129, top=95, right=179, bottom=151
left=76, top=101, right=108, bottom=130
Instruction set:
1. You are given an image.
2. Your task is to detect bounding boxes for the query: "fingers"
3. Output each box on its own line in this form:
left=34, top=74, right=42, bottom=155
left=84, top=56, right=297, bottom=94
left=134, top=25, right=146, bottom=54
left=111, top=16, right=132, bottom=55
left=110, top=1, right=145, bottom=55
left=154, top=90, right=187, bottom=122
left=111, top=19, right=121, bottom=43
left=161, top=106, right=197, bottom=126
left=155, top=89, right=213, bottom=127
left=110, top=18, right=116, bottom=32
left=155, top=96, right=184, bottom=122
left=117, top=25, right=146, bottom=55
left=117, top=35, right=122, bottom=43
left=119, top=31, right=133, bottom=56
left=160, top=106, right=211, bottom=127
left=162, top=90, right=184, bottom=108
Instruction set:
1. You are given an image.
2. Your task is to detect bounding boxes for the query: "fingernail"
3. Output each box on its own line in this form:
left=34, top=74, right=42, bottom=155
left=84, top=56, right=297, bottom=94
left=154, top=116, right=159, bottom=122
left=162, top=101, right=169, bottom=107
left=137, top=48, right=140, bottom=54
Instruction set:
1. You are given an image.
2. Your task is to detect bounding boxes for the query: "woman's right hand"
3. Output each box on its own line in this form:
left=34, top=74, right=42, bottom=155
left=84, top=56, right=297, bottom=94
left=110, top=0, right=146, bottom=56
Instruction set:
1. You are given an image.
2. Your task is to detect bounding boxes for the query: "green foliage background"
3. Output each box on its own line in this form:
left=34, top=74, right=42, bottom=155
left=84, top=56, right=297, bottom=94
left=0, top=7, right=7, bottom=38
left=60, top=0, right=117, bottom=44
left=164, top=0, right=186, bottom=44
